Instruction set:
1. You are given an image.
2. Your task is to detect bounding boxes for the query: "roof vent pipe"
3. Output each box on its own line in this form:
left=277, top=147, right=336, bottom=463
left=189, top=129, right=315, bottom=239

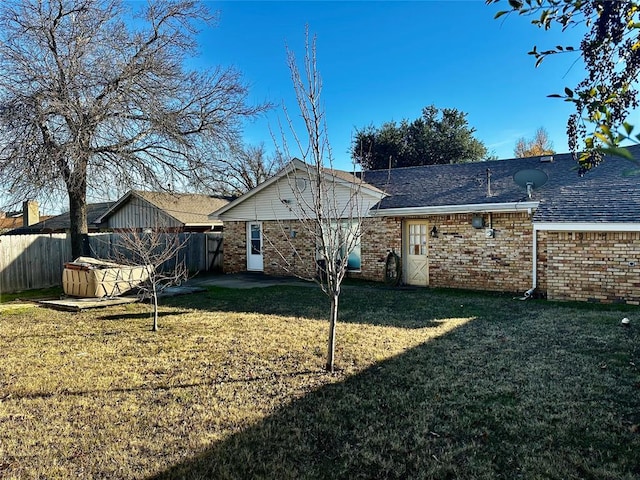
left=540, top=155, right=554, bottom=163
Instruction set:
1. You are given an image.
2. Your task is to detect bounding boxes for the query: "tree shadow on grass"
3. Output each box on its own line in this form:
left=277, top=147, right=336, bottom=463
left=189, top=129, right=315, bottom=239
left=9, top=369, right=322, bottom=402
left=148, top=314, right=640, bottom=480
left=163, top=285, right=534, bottom=329
left=96, top=310, right=191, bottom=321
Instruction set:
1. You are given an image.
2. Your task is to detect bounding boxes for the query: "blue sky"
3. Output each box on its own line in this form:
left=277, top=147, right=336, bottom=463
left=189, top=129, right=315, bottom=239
left=198, top=0, right=609, bottom=170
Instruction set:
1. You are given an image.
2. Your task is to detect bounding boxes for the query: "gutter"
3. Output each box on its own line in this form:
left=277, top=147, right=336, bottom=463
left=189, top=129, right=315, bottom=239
left=373, top=201, right=539, bottom=217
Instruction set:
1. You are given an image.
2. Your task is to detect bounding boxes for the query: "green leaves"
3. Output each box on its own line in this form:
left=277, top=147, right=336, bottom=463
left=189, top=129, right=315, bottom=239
left=600, top=146, right=634, bottom=160
left=490, top=0, right=640, bottom=165
left=351, top=105, right=487, bottom=170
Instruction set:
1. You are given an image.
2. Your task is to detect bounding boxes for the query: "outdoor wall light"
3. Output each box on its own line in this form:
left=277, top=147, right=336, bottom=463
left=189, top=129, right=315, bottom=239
left=471, top=215, right=484, bottom=229
left=430, top=226, right=438, bottom=238
left=290, top=230, right=297, bottom=239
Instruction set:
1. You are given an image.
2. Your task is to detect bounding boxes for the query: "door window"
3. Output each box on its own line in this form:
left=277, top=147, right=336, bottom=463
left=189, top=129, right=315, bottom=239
left=409, top=223, right=427, bottom=255
left=250, top=224, right=261, bottom=254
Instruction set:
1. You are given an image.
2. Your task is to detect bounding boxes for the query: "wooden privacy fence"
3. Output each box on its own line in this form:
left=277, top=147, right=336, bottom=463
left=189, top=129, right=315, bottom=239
left=0, top=232, right=223, bottom=294
left=0, top=233, right=71, bottom=293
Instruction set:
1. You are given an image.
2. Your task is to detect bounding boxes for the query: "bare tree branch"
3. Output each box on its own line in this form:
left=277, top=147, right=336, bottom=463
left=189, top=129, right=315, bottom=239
left=98, top=225, right=190, bottom=332
left=269, top=28, right=383, bottom=372
left=0, top=0, right=269, bottom=256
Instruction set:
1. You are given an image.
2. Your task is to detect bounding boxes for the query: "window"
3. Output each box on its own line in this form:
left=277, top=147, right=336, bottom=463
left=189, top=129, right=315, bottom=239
left=317, top=220, right=361, bottom=272
left=343, top=221, right=361, bottom=271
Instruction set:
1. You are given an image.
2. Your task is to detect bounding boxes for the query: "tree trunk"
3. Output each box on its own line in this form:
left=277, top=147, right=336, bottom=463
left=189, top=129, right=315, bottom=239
left=152, top=282, right=159, bottom=332
left=67, top=178, right=89, bottom=259
left=326, top=293, right=338, bottom=372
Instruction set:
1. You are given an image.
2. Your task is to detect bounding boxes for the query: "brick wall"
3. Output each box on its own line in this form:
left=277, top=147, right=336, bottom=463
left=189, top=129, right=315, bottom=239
left=223, top=216, right=640, bottom=304
left=223, top=220, right=316, bottom=277
left=358, top=212, right=534, bottom=292
left=536, top=230, right=549, bottom=295
left=544, top=231, right=640, bottom=304
left=357, top=216, right=403, bottom=281
left=225, top=214, right=535, bottom=293
left=262, top=221, right=316, bottom=278
left=427, top=212, right=533, bottom=292
left=222, top=221, right=247, bottom=273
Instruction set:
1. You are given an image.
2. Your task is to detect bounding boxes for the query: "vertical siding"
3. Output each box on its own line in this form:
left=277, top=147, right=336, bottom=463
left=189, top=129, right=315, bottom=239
left=107, top=196, right=181, bottom=229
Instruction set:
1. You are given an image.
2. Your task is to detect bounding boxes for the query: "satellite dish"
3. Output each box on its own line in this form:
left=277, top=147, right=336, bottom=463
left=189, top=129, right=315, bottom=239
left=513, top=169, right=548, bottom=199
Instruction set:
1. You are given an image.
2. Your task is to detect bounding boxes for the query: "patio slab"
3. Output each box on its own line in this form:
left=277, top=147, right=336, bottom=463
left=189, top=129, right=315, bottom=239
left=38, top=296, right=139, bottom=312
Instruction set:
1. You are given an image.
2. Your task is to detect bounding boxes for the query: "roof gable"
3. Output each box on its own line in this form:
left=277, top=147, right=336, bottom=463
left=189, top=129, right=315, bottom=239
left=214, top=158, right=385, bottom=221
left=98, top=191, right=230, bottom=226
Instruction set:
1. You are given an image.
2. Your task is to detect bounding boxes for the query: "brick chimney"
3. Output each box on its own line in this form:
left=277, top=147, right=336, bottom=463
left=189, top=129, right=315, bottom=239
left=23, top=200, right=40, bottom=227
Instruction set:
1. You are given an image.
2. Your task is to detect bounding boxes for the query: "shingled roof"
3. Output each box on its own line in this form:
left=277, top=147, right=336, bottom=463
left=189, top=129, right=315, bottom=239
left=360, top=145, right=640, bottom=223
left=97, top=191, right=232, bottom=226
left=3, top=202, right=114, bottom=235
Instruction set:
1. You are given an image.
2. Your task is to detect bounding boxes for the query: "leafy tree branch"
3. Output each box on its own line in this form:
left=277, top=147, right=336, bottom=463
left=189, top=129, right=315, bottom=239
left=489, top=0, right=640, bottom=169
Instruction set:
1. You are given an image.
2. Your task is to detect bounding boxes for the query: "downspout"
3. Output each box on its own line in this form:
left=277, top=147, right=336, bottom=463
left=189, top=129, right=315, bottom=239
left=531, top=227, right=537, bottom=290
left=520, top=224, right=537, bottom=300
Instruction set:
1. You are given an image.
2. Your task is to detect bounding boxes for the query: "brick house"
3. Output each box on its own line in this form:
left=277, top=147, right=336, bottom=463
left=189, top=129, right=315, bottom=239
left=214, top=147, right=640, bottom=304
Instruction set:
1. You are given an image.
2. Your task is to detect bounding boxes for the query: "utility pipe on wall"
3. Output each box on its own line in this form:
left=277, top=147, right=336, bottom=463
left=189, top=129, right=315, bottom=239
left=520, top=224, right=537, bottom=300
left=532, top=227, right=537, bottom=289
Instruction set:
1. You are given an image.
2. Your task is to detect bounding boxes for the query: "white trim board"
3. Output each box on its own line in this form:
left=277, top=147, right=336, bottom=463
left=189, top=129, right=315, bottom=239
left=534, top=222, right=640, bottom=232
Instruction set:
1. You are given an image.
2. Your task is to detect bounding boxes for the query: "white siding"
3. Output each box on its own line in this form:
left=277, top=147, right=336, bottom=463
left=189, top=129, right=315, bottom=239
left=220, top=172, right=383, bottom=221
left=107, top=196, right=181, bottom=229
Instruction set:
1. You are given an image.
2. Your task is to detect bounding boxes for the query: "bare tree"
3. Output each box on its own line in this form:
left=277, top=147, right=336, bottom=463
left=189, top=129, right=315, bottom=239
left=272, top=31, right=384, bottom=372
left=0, top=0, right=267, bottom=258
left=105, top=227, right=189, bottom=332
left=206, top=142, right=282, bottom=196
left=514, top=127, right=555, bottom=158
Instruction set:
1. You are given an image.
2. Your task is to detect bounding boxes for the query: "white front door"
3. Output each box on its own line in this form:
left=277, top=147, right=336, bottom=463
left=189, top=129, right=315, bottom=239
left=405, top=221, right=429, bottom=286
left=247, top=222, right=264, bottom=271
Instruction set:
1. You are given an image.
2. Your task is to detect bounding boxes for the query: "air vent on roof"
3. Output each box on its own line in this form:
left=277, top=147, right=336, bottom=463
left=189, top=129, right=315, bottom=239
left=540, top=155, right=554, bottom=163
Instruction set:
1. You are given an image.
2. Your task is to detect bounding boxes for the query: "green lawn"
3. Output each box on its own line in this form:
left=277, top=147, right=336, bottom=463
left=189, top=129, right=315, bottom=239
left=0, top=284, right=639, bottom=479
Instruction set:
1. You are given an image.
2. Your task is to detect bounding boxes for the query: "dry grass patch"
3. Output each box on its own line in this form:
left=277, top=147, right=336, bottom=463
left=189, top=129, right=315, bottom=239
left=0, top=288, right=469, bottom=479
left=0, top=285, right=639, bottom=479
